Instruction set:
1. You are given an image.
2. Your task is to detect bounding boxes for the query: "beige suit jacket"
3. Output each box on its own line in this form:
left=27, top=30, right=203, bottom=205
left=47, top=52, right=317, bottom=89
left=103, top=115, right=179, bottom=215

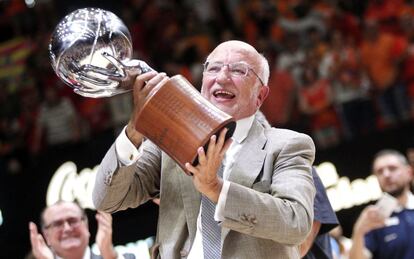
left=93, top=117, right=316, bottom=259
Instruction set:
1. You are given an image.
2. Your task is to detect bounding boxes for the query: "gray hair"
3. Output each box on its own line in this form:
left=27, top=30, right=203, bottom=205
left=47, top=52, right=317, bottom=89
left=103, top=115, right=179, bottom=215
left=258, top=53, right=270, bottom=86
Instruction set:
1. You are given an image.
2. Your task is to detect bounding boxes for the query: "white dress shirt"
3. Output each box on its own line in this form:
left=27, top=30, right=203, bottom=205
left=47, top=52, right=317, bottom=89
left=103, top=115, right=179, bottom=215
left=114, top=114, right=255, bottom=258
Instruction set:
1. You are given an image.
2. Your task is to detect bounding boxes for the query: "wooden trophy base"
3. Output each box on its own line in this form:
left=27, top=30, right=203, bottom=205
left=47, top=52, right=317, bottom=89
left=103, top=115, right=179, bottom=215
left=135, top=75, right=236, bottom=173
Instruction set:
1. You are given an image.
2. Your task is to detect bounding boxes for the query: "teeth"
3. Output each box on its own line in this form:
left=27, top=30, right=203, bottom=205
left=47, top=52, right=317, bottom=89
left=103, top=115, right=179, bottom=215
left=215, top=90, right=233, bottom=96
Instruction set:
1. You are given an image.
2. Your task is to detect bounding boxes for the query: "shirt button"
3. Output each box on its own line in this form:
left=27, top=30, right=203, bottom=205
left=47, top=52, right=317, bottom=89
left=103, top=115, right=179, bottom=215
left=129, top=154, right=134, bottom=160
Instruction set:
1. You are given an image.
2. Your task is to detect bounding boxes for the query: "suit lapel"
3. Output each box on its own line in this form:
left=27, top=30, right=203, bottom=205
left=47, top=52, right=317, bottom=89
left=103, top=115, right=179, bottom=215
left=222, top=119, right=267, bottom=240
left=176, top=164, right=201, bottom=242
left=227, top=119, right=267, bottom=186
left=170, top=119, right=268, bottom=245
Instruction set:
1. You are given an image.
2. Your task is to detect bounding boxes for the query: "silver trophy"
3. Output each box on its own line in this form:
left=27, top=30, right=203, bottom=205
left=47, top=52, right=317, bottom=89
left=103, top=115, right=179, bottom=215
left=49, top=7, right=152, bottom=98
left=49, top=7, right=236, bottom=170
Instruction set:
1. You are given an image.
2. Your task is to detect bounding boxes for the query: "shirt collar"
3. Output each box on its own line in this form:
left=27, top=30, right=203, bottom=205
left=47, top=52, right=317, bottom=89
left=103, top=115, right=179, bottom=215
left=405, top=192, right=414, bottom=209
left=232, top=114, right=255, bottom=144
left=55, top=246, right=90, bottom=259
left=394, top=192, right=414, bottom=212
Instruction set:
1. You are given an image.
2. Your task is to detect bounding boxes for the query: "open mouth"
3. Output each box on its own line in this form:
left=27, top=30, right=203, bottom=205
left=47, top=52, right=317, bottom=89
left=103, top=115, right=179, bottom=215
left=213, top=90, right=235, bottom=99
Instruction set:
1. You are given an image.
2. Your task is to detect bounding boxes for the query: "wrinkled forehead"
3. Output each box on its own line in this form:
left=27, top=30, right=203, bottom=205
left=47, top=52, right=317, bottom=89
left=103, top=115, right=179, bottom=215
left=207, top=41, right=260, bottom=66
left=44, top=203, right=83, bottom=223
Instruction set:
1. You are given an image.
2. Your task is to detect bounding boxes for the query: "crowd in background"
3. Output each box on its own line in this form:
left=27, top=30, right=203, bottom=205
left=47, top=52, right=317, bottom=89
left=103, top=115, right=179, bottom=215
left=1, top=1, right=414, bottom=258
left=2, top=0, right=414, bottom=175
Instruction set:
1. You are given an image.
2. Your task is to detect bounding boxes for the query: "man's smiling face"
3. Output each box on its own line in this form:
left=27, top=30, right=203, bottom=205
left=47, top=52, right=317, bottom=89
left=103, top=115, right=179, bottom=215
left=43, top=202, right=90, bottom=258
left=201, top=41, right=268, bottom=121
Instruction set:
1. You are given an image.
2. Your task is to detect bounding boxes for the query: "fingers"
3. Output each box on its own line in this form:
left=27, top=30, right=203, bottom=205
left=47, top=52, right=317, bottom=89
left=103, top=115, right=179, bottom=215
left=29, top=222, right=40, bottom=246
left=131, top=71, right=168, bottom=112
left=217, top=128, right=230, bottom=156
left=29, top=221, right=39, bottom=236
left=134, top=72, right=168, bottom=92
left=205, top=135, right=217, bottom=162
left=150, top=75, right=169, bottom=94
left=355, top=206, right=386, bottom=234
left=185, top=128, right=230, bottom=177
left=29, top=222, right=49, bottom=255
left=185, top=162, right=197, bottom=175
left=96, top=211, right=112, bottom=230
left=206, top=127, right=229, bottom=159
left=133, top=71, right=157, bottom=90
left=197, top=146, right=207, bottom=165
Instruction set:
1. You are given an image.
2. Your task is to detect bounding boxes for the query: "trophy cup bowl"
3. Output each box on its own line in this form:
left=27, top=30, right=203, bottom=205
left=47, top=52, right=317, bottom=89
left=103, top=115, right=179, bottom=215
left=49, top=8, right=236, bottom=171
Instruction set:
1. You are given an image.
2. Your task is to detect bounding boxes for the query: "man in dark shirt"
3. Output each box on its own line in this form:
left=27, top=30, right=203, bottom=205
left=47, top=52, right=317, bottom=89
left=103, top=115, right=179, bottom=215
left=301, top=167, right=339, bottom=259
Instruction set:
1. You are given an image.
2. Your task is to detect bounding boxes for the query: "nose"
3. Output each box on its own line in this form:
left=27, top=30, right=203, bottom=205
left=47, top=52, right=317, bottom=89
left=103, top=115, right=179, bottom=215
left=382, top=169, right=392, bottom=178
left=62, top=220, right=73, bottom=231
left=215, top=65, right=232, bottom=83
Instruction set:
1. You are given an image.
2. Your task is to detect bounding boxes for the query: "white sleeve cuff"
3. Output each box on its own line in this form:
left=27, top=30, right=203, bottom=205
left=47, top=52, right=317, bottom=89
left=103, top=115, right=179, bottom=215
left=115, top=126, right=142, bottom=166
left=214, top=180, right=230, bottom=221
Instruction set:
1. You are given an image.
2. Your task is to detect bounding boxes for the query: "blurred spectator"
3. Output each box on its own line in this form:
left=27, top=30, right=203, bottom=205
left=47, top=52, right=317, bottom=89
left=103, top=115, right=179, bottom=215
left=108, top=93, right=134, bottom=136
left=276, top=32, right=305, bottom=86
left=33, top=84, right=81, bottom=153
left=2, top=0, right=414, bottom=173
left=297, top=51, right=341, bottom=149
left=260, top=69, right=296, bottom=127
left=0, top=85, right=20, bottom=174
left=278, top=0, right=327, bottom=49
left=330, top=225, right=352, bottom=259
left=16, top=85, right=40, bottom=156
left=320, top=30, right=375, bottom=139
left=406, top=141, right=414, bottom=192
left=28, top=201, right=136, bottom=259
left=349, top=149, right=414, bottom=259
left=399, top=10, right=414, bottom=118
left=360, top=19, right=410, bottom=127
left=306, top=26, right=329, bottom=60
left=239, top=0, right=278, bottom=46
left=0, top=114, right=22, bottom=174
left=364, top=0, right=405, bottom=34
left=300, top=167, right=339, bottom=259
left=76, top=98, right=111, bottom=137
left=329, top=7, right=361, bottom=44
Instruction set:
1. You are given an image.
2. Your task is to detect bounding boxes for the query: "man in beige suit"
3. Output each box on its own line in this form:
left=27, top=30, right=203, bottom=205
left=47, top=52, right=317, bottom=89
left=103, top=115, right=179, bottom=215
left=93, top=40, right=316, bottom=258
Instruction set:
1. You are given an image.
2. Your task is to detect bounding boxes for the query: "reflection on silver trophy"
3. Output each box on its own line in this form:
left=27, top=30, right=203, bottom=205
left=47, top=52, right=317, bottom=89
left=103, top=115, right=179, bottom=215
left=49, top=8, right=152, bottom=98
left=48, top=7, right=236, bottom=170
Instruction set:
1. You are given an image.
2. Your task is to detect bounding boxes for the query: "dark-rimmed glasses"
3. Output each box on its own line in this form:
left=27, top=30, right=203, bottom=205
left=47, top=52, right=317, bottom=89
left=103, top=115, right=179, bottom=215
left=203, top=61, right=265, bottom=86
left=44, top=216, right=85, bottom=231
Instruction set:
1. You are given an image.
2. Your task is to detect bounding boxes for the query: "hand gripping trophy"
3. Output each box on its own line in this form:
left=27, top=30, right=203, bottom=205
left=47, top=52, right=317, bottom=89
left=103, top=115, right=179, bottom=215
left=49, top=8, right=235, bottom=170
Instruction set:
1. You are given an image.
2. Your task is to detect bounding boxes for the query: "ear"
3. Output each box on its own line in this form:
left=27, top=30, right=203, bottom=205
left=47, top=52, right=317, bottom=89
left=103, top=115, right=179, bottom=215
left=256, top=85, right=269, bottom=108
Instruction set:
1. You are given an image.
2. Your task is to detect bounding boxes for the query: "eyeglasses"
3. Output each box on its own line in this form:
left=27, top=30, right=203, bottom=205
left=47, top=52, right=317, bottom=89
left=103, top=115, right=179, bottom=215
left=203, top=61, right=265, bottom=86
left=44, top=216, right=85, bottom=231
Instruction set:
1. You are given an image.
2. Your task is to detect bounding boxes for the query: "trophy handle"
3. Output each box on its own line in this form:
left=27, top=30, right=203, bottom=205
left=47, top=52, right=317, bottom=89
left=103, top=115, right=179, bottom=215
left=72, top=52, right=154, bottom=97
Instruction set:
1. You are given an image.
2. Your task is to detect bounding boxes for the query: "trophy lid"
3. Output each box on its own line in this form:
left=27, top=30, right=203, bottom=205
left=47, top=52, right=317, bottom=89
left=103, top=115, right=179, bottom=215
left=49, top=8, right=133, bottom=97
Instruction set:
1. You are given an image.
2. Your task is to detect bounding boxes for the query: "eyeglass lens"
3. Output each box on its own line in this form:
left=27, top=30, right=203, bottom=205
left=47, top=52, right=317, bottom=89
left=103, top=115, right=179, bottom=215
left=46, top=216, right=83, bottom=229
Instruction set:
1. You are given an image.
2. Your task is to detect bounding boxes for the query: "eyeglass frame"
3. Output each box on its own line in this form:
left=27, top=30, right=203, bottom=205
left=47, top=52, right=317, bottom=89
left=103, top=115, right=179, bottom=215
left=43, top=216, right=86, bottom=231
left=203, top=61, right=265, bottom=87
